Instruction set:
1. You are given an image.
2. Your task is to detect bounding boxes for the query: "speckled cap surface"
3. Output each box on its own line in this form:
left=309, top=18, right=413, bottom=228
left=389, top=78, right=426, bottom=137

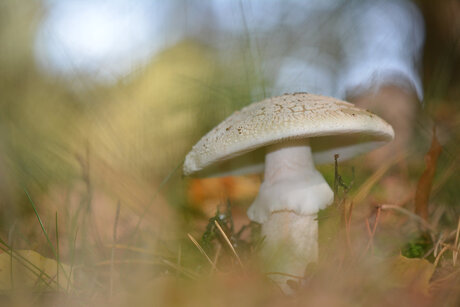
left=184, top=92, right=394, bottom=177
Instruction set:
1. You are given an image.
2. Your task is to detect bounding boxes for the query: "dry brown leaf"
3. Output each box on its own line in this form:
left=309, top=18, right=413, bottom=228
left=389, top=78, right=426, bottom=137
left=0, top=250, right=72, bottom=291
left=414, top=129, right=442, bottom=221
left=388, top=254, right=435, bottom=295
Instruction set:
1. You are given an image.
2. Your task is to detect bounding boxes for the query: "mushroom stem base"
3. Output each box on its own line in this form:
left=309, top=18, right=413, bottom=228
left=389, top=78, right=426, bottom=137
left=261, top=211, right=317, bottom=292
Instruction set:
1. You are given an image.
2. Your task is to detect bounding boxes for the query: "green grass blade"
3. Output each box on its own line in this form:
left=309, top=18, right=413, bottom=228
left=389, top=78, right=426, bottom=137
left=24, top=188, right=70, bottom=283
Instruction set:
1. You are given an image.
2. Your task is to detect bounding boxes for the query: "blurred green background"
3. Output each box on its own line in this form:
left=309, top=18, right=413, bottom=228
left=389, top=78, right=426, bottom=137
left=0, top=0, right=458, bottom=263
left=0, top=1, right=459, bottom=305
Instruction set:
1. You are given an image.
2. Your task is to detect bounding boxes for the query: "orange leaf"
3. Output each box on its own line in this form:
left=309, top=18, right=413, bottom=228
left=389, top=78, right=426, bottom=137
left=388, top=254, right=435, bottom=295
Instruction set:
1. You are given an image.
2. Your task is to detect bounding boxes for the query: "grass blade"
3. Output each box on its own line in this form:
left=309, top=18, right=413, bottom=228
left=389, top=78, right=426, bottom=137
left=24, top=188, right=69, bottom=283
left=110, top=201, right=121, bottom=297
left=55, top=212, right=60, bottom=289
left=214, top=220, right=244, bottom=268
left=187, top=233, right=216, bottom=271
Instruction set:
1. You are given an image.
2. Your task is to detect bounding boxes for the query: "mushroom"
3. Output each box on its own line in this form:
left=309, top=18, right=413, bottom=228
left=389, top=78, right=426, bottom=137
left=184, top=92, right=394, bottom=290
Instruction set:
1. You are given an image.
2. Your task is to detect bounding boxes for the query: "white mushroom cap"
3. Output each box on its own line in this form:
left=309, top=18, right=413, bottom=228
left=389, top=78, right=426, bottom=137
left=184, top=92, right=394, bottom=177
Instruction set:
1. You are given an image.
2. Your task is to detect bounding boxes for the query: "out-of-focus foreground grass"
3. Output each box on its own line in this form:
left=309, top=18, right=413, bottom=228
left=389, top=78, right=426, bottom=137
left=0, top=0, right=459, bottom=306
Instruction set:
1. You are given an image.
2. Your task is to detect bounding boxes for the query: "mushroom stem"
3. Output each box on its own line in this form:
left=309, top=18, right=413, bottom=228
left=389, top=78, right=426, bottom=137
left=247, top=139, right=333, bottom=291
left=261, top=211, right=317, bottom=290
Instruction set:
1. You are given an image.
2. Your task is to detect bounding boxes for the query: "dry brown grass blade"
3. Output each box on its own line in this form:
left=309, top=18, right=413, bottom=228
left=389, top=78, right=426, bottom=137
left=434, top=245, right=450, bottom=268
left=434, top=232, right=448, bottom=257
left=187, top=233, right=217, bottom=271
left=353, top=151, right=406, bottom=204
left=432, top=159, right=458, bottom=197
left=177, top=245, right=182, bottom=278
left=430, top=267, right=460, bottom=287
left=104, top=244, right=174, bottom=258
left=343, top=200, right=354, bottom=256
left=160, top=259, right=199, bottom=280
left=74, top=259, right=199, bottom=280
left=363, top=206, right=381, bottom=255
left=110, top=201, right=121, bottom=298
left=453, top=217, right=460, bottom=266
left=265, top=272, right=304, bottom=279
left=214, top=220, right=244, bottom=268
left=379, top=204, right=436, bottom=234
left=414, top=128, right=442, bottom=221
left=212, top=243, right=222, bottom=268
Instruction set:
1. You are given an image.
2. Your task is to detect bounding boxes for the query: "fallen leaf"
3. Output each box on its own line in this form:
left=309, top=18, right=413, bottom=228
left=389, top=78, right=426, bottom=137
left=0, top=250, right=72, bottom=291
left=388, top=254, right=435, bottom=295
left=187, top=176, right=260, bottom=216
